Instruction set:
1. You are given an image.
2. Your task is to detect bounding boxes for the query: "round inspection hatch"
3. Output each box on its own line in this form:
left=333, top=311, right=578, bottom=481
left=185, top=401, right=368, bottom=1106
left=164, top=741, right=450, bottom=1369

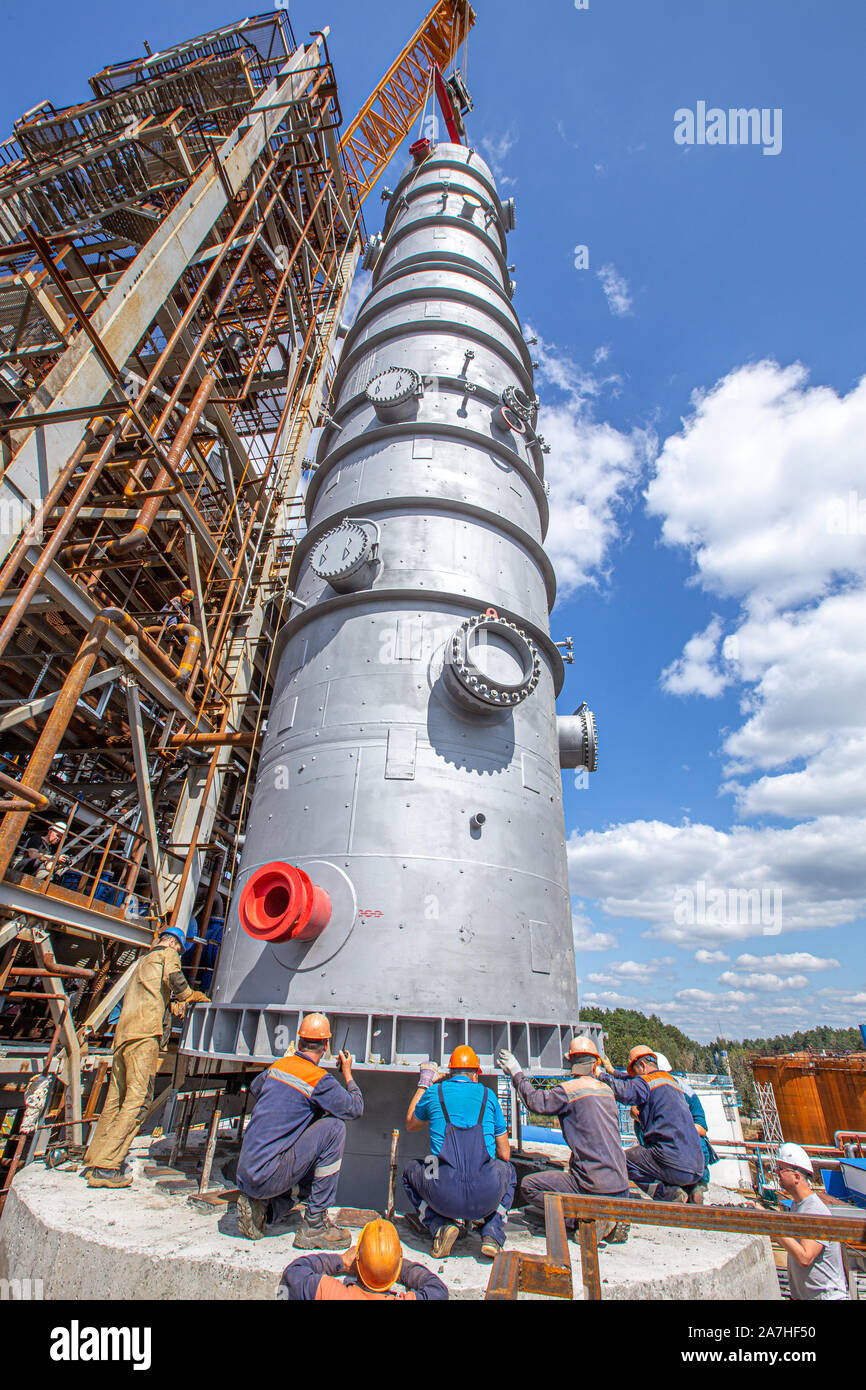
left=445, top=613, right=541, bottom=710
left=365, top=366, right=420, bottom=408
left=310, top=521, right=371, bottom=582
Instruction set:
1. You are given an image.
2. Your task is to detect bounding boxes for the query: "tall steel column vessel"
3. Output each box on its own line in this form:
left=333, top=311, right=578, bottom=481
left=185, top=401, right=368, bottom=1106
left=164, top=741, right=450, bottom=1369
left=183, top=140, right=598, bottom=1204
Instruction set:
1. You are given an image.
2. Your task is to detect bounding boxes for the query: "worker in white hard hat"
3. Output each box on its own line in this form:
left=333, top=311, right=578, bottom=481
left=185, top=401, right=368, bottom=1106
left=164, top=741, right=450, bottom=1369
left=629, top=1054, right=716, bottom=1204
left=599, top=1044, right=705, bottom=1202
left=775, top=1143, right=850, bottom=1300
left=498, top=1036, right=631, bottom=1244
left=12, top=819, right=70, bottom=880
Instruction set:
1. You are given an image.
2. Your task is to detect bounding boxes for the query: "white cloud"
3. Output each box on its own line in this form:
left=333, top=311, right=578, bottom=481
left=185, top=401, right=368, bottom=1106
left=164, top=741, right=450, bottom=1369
left=732, top=952, right=840, bottom=973
left=572, top=912, right=618, bottom=953
left=566, top=360, right=866, bottom=1036
left=719, top=971, right=809, bottom=992
left=568, top=816, right=866, bottom=946
left=586, top=959, right=659, bottom=985
left=527, top=327, right=652, bottom=597
left=661, top=616, right=731, bottom=697
left=480, top=129, right=517, bottom=187
left=597, top=263, right=632, bottom=316
left=644, top=362, right=866, bottom=609
left=581, top=990, right=641, bottom=1007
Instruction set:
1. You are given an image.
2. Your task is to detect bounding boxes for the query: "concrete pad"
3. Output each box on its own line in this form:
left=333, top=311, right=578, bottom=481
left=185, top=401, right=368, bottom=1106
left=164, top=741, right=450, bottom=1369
left=0, top=1136, right=780, bottom=1301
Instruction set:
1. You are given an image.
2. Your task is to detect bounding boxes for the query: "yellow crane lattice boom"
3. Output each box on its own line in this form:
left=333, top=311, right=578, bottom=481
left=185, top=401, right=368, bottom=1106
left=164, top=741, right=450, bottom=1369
left=339, top=0, right=475, bottom=204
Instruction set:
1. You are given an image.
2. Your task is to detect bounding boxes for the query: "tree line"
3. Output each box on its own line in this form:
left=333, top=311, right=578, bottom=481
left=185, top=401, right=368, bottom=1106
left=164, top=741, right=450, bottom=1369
left=578, top=1007, right=862, bottom=1115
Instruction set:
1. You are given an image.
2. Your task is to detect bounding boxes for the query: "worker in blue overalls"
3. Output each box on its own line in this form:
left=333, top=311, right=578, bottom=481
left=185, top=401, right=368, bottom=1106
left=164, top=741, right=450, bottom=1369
left=600, top=1045, right=705, bottom=1202
left=402, top=1045, right=516, bottom=1260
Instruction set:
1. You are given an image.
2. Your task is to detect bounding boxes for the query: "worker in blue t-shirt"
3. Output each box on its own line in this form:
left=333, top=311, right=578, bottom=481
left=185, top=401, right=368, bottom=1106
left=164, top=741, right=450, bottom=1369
left=402, top=1045, right=515, bottom=1260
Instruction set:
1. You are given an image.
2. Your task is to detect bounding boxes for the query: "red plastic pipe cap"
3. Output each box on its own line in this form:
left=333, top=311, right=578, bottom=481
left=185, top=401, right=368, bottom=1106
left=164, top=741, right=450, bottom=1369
left=239, top=861, right=331, bottom=943
left=410, top=137, right=432, bottom=165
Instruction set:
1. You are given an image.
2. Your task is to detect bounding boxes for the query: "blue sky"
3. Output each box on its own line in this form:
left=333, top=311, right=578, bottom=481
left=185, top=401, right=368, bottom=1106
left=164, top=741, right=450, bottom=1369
left=4, top=1, right=864, bottom=1040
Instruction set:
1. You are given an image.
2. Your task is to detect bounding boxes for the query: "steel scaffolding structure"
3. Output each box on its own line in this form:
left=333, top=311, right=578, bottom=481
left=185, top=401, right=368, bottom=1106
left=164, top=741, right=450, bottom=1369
left=0, top=4, right=475, bottom=1212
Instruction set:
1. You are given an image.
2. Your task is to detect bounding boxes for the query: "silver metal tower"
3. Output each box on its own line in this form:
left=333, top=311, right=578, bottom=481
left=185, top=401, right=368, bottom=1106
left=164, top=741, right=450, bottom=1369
left=183, top=139, right=597, bottom=1202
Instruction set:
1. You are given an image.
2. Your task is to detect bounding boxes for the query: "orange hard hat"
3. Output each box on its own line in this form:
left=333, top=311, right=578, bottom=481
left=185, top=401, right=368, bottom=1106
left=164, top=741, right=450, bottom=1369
left=567, top=1035, right=601, bottom=1060
left=627, top=1045, right=657, bottom=1075
left=181, top=589, right=194, bottom=601
left=357, top=1219, right=402, bottom=1292
left=298, top=1012, right=331, bottom=1042
left=449, top=1044, right=481, bottom=1071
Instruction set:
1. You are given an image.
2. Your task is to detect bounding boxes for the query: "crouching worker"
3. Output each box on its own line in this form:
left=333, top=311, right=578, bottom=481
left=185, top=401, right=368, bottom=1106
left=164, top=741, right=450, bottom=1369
left=402, top=1046, right=516, bottom=1259
left=600, top=1045, right=705, bottom=1202
left=498, top=1036, right=631, bottom=1244
left=84, top=925, right=209, bottom=1188
left=236, top=1012, right=362, bottom=1249
left=280, top=1218, right=448, bottom=1301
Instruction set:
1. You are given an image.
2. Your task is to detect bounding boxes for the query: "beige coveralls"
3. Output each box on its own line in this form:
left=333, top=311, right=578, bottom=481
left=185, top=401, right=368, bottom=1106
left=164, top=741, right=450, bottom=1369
left=84, top=944, right=193, bottom=1170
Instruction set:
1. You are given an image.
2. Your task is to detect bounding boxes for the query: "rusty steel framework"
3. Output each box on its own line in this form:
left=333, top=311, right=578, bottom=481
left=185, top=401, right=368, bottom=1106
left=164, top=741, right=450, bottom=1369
left=0, top=6, right=475, bottom=1211
left=485, top=1192, right=866, bottom=1301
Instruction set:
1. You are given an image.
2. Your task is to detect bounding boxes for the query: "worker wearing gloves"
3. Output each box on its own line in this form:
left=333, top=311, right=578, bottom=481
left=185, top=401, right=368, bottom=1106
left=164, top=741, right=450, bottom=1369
left=402, top=1046, right=516, bottom=1259
left=83, top=926, right=209, bottom=1187
left=235, top=1012, right=362, bottom=1250
left=498, top=1037, right=631, bottom=1244
left=775, top=1143, right=850, bottom=1300
left=600, top=1045, right=705, bottom=1202
left=279, top=1218, right=448, bottom=1301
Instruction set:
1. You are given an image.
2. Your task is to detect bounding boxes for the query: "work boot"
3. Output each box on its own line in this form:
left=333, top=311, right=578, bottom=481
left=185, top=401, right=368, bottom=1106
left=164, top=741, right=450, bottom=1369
left=480, top=1236, right=503, bottom=1259
left=688, top=1182, right=708, bottom=1206
left=431, top=1222, right=461, bottom=1258
left=87, top=1167, right=133, bottom=1189
left=237, top=1192, right=268, bottom=1241
left=604, top=1220, right=630, bottom=1244
left=293, top=1210, right=351, bottom=1250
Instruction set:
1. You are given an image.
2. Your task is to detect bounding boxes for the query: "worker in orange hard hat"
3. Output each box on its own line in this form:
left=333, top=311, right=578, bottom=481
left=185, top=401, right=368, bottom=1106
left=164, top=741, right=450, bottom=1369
left=279, top=1218, right=448, bottom=1301
left=236, top=1012, right=364, bottom=1250
left=598, top=1043, right=705, bottom=1202
left=402, top=1044, right=516, bottom=1259
left=498, top=1035, right=631, bottom=1245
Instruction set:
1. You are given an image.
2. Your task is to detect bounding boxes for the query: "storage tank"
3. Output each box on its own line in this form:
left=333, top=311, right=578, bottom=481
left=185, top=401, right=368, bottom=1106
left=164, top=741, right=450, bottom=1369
left=812, top=1056, right=866, bottom=1142
left=751, top=1055, right=830, bottom=1146
left=183, top=141, right=598, bottom=1202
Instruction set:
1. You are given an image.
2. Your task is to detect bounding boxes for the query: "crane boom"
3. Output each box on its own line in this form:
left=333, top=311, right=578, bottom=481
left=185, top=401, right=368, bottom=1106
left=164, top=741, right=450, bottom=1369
left=339, top=0, right=475, bottom=205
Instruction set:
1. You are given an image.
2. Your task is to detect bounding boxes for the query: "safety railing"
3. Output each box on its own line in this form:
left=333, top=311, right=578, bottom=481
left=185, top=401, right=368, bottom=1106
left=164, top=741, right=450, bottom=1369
left=485, top=1192, right=866, bottom=1301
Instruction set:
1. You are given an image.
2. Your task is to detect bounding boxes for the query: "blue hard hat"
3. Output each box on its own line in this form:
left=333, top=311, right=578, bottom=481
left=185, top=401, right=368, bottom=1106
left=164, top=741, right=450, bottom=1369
left=160, top=925, right=187, bottom=947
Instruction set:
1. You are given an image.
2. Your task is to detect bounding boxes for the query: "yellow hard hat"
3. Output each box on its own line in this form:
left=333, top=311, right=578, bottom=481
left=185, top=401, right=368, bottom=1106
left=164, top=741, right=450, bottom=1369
left=357, top=1219, right=403, bottom=1292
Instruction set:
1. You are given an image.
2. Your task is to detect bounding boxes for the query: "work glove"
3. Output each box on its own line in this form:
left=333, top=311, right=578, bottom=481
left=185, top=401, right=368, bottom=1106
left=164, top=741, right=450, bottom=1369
left=417, top=1064, right=438, bottom=1091
left=170, top=1000, right=187, bottom=1019
left=187, top=990, right=210, bottom=1004
left=497, top=1049, right=521, bottom=1078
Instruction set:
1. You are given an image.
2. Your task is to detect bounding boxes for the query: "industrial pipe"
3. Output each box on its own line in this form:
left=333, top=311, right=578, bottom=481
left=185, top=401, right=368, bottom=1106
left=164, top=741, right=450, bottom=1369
left=107, top=371, right=217, bottom=557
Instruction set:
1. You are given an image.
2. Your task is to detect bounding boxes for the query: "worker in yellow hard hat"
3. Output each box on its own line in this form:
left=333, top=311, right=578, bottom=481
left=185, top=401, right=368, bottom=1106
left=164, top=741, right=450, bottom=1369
left=498, top=1035, right=631, bottom=1244
left=402, top=1045, right=515, bottom=1259
left=279, top=1218, right=448, bottom=1301
left=598, top=1043, right=705, bottom=1201
left=235, top=1012, right=363, bottom=1250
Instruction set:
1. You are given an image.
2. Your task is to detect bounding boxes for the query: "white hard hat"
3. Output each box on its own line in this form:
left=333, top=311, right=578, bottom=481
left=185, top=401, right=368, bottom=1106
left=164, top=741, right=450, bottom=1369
left=777, top=1142, right=813, bottom=1175
left=49, top=821, right=67, bottom=832
left=654, top=1052, right=672, bottom=1072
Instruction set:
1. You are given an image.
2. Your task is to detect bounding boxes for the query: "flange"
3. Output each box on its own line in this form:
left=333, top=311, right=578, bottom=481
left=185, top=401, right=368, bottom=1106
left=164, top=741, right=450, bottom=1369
left=443, top=612, right=541, bottom=711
